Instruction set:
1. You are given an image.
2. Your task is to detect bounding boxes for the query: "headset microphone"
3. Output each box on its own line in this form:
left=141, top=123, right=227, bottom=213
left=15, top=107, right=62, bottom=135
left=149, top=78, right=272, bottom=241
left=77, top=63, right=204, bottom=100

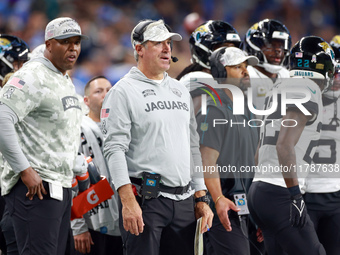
left=171, top=56, right=178, bottom=62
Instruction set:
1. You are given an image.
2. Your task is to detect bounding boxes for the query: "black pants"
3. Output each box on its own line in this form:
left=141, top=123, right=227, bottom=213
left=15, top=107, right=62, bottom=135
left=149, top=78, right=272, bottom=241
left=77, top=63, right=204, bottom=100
left=0, top=194, right=8, bottom=254
left=248, top=216, right=266, bottom=255
left=247, top=181, right=326, bottom=255
left=0, top=206, right=18, bottom=255
left=204, top=212, right=250, bottom=255
left=304, top=192, right=340, bottom=255
left=4, top=179, right=72, bottom=255
left=74, top=229, right=123, bottom=255
left=119, top=195, right=196, bottom=255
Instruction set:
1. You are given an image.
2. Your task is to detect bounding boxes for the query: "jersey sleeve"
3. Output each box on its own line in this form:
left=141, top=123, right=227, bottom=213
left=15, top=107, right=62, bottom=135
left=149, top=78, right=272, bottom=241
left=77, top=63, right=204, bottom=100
left=102, top=83, right=132, bottom=190
left=71, top=218, right=89, bottom=236
left=189, top=97, right=206, bottom=192
left=0, top=70, right=42, bottom=121
left=196, top=106, right=227, bottom=153
left=0, top=104, right=30, bottom=173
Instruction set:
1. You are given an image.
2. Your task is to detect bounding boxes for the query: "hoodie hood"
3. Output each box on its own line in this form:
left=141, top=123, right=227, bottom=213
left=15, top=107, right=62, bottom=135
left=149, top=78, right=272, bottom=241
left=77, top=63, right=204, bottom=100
left=25, top=56, right=67, bottom=76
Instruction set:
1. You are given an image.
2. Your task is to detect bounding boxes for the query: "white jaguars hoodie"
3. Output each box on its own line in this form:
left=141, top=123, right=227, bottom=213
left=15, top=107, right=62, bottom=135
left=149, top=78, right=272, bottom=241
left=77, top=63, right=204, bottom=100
left=102, top=67, right=206, bottom=200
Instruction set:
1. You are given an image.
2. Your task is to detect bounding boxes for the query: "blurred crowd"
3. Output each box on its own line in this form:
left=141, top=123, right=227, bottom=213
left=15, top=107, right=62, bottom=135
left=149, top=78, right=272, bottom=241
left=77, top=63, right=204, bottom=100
left=0, top=0, right=339, bottom=95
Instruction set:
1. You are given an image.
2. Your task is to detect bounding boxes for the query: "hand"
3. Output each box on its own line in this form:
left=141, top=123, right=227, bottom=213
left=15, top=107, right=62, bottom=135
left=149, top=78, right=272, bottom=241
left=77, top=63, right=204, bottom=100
left=119, top=184, right=144, bottom=235
left=215, top=196, right=240, bottom=232
left=74, top=231, right=94, bottom=254
left=122, top=197, right=144, bottom=235
left=195, top=202, right=214, bottom=233
left=20, top=167, right=47, bottom=200
left=122, top=198, right=144, bottom=235
left=290, top=194, right=307, bottom=228
left=256, top=228, right=264, bottom=243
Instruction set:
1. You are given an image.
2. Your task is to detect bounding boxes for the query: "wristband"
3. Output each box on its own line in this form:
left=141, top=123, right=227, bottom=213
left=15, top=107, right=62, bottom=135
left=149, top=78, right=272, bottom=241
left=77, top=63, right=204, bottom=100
left=288, top=185, right=301, bottom=197
left=214, top=194, right=224, bottom=205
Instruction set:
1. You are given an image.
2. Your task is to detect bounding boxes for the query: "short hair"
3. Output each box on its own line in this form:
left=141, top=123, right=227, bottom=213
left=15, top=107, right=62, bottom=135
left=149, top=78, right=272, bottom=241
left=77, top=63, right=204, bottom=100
left=84, top=75, right=108, bottom=96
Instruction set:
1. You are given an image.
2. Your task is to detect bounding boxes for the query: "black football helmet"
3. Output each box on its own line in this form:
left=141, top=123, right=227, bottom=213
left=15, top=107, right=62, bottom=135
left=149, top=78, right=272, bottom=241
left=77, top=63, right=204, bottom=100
left=243, top=19, right=291, bottom=73
left=290, top=36, right=335, bottom=92
left=0, top=34, right=30, bottom=80
left=189, top=20, right=241, bottom=69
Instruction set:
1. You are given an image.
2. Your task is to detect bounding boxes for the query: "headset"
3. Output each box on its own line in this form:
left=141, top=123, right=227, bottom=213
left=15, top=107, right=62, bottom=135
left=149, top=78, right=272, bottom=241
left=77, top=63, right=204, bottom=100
left=132, top=20, right=178, bottom=62
left=132, top=20, right=154, bottom=43
left=210, top=47, right=227, bottom=81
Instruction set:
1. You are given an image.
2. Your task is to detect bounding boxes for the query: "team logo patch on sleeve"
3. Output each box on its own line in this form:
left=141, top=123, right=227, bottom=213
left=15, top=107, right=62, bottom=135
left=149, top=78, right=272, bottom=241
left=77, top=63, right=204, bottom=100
left=61, top=96, right=81, bottom=111
left=200, top=122, right=208, bottom=132
left=8, top=77, right=25, bottom=89
left=101, top=108, right=110, bottom=118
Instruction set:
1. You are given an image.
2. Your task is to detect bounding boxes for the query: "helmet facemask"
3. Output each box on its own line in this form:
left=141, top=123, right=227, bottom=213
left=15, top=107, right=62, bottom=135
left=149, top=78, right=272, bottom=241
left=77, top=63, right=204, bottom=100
left=0, top=54, right=14, bottom=81
left=324, top=64, right=340, bottom=98
left=244, top=19, right=291, bottom=73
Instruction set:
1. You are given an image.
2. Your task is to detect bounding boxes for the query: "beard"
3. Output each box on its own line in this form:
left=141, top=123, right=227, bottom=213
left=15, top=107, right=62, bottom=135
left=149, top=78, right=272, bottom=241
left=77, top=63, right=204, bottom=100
left=239, top=76, right=251, bottom=91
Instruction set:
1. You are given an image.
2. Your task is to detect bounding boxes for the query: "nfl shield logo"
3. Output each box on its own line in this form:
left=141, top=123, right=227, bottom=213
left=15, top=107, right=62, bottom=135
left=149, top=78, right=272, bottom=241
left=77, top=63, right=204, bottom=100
left=200, top=122, right=208, bottom=132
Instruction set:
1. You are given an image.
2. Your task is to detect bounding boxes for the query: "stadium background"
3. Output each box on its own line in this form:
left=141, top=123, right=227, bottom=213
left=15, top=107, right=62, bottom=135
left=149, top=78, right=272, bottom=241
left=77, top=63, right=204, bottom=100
left=1, top=0, right=339, bottom=95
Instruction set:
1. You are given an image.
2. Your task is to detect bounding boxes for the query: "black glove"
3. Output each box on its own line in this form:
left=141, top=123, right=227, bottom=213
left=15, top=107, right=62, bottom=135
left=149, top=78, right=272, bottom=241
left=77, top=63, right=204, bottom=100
left=290, top=193, right=307, bottom=228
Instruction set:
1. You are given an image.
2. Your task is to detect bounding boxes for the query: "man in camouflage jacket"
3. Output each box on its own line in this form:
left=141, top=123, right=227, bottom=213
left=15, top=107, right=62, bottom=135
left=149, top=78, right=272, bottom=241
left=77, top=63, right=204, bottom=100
left=0, top=17, right=87, bottom=255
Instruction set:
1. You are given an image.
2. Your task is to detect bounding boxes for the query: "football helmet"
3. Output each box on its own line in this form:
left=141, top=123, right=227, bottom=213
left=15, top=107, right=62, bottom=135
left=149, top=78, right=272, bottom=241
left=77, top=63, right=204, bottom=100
left=328, top=35, right=340, bottom=95
left=189, top=20, right=241, bottom=69
left=0, top=34, right=30, bottom=80
left=330, top=35, right=340, bottom=62
left=243, top=19, right=291, bottom=73
left=290, top=36, right=335, bottom=93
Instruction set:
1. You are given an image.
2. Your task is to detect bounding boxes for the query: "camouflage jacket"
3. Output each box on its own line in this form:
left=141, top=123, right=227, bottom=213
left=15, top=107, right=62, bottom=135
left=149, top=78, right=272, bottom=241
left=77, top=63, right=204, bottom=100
left=0, top=57, right=82, bottom=195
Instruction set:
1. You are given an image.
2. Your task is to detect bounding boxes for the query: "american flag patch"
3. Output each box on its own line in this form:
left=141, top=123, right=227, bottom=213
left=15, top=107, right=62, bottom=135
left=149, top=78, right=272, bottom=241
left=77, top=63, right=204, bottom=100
left=101, top=108, right=110, bottom=118
left=8, top=77, right=25, bottom=89
left=295, top=52, right=303, bottom=58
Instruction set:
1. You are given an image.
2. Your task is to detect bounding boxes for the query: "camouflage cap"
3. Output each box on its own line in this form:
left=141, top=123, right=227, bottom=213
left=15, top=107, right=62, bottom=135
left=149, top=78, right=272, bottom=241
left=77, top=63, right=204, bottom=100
left=131, top=20, right=182, bottom=48
left=220, top=47, right=259, bottom=67
left=45, top=17, right=88, bottom=41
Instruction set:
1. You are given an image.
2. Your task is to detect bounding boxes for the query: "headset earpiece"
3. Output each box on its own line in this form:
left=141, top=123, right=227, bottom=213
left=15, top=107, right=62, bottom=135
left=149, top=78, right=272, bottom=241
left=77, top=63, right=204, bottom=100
left=164, top=24, right=172, bottom=32
left=132, top=20, right=173, bottom=49
left=164, top=24, right=174, bottom=50
left=132, top=20, right=154, bottom=43
left=210, top=47, right=227, bottom=83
